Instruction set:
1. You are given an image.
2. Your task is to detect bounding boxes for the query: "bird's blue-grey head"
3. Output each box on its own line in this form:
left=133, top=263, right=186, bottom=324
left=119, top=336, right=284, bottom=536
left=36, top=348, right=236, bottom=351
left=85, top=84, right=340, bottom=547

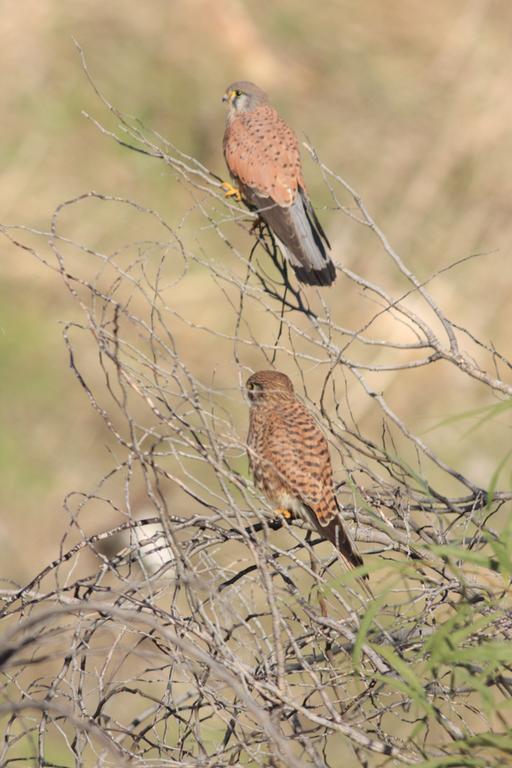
left=223, top=81, right=269, bottom=113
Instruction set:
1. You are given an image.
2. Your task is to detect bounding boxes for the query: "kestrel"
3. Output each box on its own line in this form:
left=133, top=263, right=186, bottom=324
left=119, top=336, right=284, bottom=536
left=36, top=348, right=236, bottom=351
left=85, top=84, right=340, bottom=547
left=246, top=370, right=366, bottom=580
left=223, top=81, right=336, bottom=287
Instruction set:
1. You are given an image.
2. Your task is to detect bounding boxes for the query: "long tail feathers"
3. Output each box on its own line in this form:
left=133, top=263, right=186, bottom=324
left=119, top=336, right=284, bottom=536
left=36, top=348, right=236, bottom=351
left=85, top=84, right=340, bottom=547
left=284, top=190, right=335, bottom=285
left=307, top=507, right=373, bottom=598
left=242, top=183, right=336, bottom=286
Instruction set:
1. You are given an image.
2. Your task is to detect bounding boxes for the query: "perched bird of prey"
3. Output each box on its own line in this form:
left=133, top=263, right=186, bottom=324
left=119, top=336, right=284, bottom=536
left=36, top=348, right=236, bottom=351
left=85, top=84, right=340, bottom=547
left=223, top=81, right=336, bottom=287
left=246, top=370, right=367, bottom=582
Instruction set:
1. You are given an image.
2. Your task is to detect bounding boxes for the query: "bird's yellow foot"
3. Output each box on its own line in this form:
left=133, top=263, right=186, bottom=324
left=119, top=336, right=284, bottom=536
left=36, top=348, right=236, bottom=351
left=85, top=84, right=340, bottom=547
left=222, top=181, right=242, bottom=203
left=274, top=507, right=293, bottom=521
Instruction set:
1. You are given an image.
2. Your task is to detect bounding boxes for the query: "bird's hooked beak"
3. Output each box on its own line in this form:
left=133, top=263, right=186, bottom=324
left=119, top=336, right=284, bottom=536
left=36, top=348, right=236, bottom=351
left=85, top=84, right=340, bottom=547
left=222, top=89, right=235, bottom=104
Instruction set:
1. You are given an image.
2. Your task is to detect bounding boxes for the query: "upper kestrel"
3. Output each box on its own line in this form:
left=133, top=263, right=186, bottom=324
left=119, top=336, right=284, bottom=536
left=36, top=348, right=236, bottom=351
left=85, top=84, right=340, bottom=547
left=223, top=81, right=336, bottom=287
left=246, top=370, right=366, bottom=582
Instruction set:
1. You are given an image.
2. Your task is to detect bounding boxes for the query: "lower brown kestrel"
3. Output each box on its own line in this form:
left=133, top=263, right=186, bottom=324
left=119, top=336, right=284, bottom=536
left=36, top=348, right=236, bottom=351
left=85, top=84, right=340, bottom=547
left=246, top=370, right=367, bottom=583
left=223, top=81, right=336, bottom=287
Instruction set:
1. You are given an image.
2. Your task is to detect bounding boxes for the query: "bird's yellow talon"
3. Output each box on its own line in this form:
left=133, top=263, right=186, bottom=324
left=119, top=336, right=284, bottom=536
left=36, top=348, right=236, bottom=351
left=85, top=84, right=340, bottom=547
left=274, top=507, right=293, bottom=520
left=221, top=181, right=242, bottom=203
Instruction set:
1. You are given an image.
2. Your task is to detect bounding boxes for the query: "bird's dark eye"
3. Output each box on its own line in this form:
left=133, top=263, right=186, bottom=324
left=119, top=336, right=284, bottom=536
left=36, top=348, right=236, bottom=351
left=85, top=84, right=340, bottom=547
left=235, top=89, right=241, bottom=97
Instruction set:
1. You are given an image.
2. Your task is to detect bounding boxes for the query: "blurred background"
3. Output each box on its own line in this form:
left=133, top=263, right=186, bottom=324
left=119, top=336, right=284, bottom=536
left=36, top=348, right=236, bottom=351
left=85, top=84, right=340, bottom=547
left=1, top=0, right=511, bottom=582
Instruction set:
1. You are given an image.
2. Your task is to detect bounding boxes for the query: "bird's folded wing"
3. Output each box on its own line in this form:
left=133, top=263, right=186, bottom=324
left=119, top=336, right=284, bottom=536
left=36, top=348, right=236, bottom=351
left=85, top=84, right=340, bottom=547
left=224, top=107, right=303, bottom=207
left=262, top=415, right=326, bottom=508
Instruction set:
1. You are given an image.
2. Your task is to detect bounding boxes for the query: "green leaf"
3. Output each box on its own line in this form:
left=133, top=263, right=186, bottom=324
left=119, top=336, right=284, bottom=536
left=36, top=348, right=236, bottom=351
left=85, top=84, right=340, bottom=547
left=449, top=611, right=503, bottom=647
left=454, top=731, right=512, bottom=753
left=456, top=668, right=495, bottom=716
left=370, top=644, right=434, bottom=715
left=423, top=603, right=472, bottom=659
left=428, top=544, right=494, bottom=568
left=414, top=757, right=486, bottom=768
left=446, top=642, right=512, bottom=666
left=352, top=590, right=388, bottom=672
left=486, top=448, right=512, bottom=508
left=423, top=399, right=512, bottom=437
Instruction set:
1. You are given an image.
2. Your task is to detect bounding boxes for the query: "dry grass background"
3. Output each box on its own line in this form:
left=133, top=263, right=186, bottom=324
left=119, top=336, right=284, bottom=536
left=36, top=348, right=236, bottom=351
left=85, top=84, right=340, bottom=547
left=0, top=2, right=511, bottom=764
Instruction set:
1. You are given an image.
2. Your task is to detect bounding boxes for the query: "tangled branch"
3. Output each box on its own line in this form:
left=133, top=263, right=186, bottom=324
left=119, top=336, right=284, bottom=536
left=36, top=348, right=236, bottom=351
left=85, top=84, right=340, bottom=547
left=1, top=50, right=511, bottom=767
